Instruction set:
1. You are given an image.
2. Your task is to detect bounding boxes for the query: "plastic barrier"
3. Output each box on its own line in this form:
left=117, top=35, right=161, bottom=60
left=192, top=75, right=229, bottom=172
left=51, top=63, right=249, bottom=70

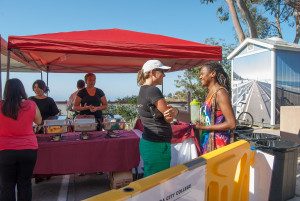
left=201, top=140, right=254, bottom=201
left=84, top=141, right=255, bottom=201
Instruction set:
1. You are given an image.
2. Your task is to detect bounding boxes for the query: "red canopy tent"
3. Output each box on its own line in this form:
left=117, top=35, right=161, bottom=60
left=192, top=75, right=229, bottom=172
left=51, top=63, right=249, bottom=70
left=0, top=35, right=40, bottom=100
left=8, top=28, right=222, bottom=73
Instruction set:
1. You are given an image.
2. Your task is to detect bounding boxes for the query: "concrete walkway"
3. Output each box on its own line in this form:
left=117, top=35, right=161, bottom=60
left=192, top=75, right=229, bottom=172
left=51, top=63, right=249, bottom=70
left=32, top=173, right=111, bottom=201
left=31, top=128, right=300, bottom=201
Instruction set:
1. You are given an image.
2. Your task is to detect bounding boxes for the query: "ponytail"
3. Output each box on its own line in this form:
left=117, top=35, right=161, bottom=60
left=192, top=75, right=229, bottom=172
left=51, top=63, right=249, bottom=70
left=137, top=69, right=150, bottom=86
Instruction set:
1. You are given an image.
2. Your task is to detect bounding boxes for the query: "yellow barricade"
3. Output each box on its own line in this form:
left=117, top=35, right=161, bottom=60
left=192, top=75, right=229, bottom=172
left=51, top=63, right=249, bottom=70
left=202, top=140, right=254, bottom=201
left=85, top=140, right=254, bottom=201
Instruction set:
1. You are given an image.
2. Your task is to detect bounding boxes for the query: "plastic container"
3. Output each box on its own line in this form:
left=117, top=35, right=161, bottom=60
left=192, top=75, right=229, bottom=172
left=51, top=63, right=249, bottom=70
left=190, top=99, right=200, bottom=123
left=237, top=133, right=280, bottom=148
left=255, top=140, right=300, bottom=201
left=233, top=126, right=254, bottom=141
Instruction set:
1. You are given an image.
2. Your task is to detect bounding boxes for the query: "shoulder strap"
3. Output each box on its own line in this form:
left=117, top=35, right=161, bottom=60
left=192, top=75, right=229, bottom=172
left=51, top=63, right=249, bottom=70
left=207, top=87, right=226, bottom=153
left=210, top=87, right=225, bottom=125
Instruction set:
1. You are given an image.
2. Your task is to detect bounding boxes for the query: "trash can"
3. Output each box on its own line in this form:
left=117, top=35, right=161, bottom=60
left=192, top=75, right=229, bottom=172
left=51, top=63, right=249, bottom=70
left=233, top=126, right=254, bottom=141
left=237, top=133, right=280, bottom=147
left=255, top=140, right=300, bottom=201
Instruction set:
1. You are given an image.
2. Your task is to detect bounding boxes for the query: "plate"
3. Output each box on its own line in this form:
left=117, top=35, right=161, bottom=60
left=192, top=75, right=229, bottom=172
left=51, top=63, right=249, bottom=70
left=109, top=135, right=120, bottom=138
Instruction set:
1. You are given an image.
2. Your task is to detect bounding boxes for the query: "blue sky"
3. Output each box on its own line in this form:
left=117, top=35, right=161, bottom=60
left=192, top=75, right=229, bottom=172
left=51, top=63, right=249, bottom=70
left=0, top=0, right=296, bottom=101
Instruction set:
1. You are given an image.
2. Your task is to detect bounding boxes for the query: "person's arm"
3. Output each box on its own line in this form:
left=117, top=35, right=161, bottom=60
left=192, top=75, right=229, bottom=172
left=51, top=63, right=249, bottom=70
left=154, top=99, right=178, bottom=123
left=163, top=105, right=179, bottom=120
left=91, top=96, right=108, bottom=112
left=34, top=105, right=42, bottom=125
left=195, top=89, right=236, bottom=131
left=66, top=94, right=73, bottom=111
left=74, top=95, right=90, bottom=111
left=49, top=98, right=60, bottom=116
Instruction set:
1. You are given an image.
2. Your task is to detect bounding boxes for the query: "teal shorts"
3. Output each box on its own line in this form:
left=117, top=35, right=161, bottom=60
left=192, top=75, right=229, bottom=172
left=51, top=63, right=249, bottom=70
left=139, top=138, right=171, bottom=177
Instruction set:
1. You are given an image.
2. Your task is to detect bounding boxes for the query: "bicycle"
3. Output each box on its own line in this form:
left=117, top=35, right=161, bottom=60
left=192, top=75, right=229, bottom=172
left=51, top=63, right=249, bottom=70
left=236, top=111, right=254, bottom=127
left=235, top=102, right=254, bottom=127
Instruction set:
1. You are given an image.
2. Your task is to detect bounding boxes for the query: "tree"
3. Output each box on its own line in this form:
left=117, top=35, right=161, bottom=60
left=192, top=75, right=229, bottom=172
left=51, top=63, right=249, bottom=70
left=105, top=95, right=139, bottom=128
left=174, top=38, right=236, bottom=103
left=174, top=66, right=207, bottom=103
left=201, top=0, right=246, bottom=43
left=236, top=0, right=258, bottom=38
left=200, top=0, right=299, bottom=43
left=285, top=0, right=300, bottom=43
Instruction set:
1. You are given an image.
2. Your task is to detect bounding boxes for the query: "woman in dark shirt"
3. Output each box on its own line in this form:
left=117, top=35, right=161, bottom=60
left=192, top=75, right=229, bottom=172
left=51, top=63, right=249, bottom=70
left=29, top=80, right=60, bottom=183
left=137, top=60, right=179, bottom=177
left=29, top=80, right=59, bottom=121
left=74, top=73, right=108, bottom=127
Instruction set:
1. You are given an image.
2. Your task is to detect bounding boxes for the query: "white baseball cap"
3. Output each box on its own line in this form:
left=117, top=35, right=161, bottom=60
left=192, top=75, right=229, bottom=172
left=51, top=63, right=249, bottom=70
left=142, top=60, right=171, bottom=73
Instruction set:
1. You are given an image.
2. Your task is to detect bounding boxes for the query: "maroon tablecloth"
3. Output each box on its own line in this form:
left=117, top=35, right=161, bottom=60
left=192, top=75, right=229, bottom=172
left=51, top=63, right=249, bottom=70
left=34, top=130, right=140, bottom=174
left=134, top=119, right=200, bottom=155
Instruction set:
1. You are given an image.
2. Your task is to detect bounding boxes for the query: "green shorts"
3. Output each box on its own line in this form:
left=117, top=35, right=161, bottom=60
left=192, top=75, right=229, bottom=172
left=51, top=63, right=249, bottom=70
left=139, top=138, right=171, bottom=177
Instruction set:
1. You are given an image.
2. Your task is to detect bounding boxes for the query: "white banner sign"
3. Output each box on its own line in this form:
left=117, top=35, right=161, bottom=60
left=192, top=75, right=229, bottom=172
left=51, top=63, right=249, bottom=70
left=127, top=165, right=206, bottom=201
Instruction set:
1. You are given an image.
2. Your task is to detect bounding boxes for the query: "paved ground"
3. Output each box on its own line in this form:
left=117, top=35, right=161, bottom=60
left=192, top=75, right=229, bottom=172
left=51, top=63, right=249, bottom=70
left=32, top=173, right=111, bottom=201
left=30, top=127, right=300, bottom=201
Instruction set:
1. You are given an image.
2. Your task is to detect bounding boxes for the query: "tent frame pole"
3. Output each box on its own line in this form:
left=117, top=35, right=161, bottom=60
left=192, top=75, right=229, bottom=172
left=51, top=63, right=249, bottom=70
left=46, top=66, right=49, bottom=96
left=6, top=49, right=10, bottom=81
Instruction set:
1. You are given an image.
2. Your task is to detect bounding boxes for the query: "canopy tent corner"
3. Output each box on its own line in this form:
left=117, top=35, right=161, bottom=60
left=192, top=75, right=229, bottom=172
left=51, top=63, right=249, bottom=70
left=0, top=35, right=41, bottom=100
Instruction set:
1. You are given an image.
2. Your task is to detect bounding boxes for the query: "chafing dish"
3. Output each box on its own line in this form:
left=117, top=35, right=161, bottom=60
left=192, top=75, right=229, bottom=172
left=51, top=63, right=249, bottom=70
left=102, top=114, right=128, bottom=130
left=43, top=115, right=69, bottom=134
left=102, top=122, right=128, bottom=130
left=72, top=115, right=98, bottom=132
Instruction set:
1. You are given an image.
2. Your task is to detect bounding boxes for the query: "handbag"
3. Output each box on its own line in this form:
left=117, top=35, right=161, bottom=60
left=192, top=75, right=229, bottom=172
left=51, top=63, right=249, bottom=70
left=206, top=88, right=234, bottom=153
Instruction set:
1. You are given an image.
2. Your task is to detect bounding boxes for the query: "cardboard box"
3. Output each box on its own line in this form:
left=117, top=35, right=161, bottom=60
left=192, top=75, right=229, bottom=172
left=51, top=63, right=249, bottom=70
left=109, top=170, right=133, bottom=189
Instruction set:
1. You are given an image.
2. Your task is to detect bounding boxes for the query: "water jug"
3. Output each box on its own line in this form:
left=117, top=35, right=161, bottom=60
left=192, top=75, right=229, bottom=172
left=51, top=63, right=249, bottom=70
left=190, top=99, right=200, bottom=123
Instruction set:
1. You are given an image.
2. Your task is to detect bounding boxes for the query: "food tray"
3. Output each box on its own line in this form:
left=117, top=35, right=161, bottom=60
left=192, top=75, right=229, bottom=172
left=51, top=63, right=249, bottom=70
left=44, top=125, right=69, bottom=134
left=74, top=115, right=96, bottom=123
left=102, top=122, right=128, bottom=130
left=44, top=115, right=68, bottom=126
left=72, top=123, right=98, bottom=132
left=43, top=116, right=69, bottom=134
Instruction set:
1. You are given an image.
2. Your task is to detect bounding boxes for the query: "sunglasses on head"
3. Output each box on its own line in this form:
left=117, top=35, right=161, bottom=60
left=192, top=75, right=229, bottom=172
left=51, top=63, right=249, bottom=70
left=153, top=69, right=166, bottom=74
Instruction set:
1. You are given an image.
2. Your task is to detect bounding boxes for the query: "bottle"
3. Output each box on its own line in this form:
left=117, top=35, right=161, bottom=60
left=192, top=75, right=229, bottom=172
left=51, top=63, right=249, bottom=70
left=190, top=99, right=200, bottom=123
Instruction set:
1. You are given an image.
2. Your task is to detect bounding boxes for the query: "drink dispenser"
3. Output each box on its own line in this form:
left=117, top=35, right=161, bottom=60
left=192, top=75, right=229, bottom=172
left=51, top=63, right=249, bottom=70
left=190, top=99, right=200, bottom=123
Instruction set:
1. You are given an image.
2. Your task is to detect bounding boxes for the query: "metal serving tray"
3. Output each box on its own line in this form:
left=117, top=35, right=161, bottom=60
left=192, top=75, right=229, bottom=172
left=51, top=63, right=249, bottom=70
left=102, top=122, right=128, bottom=130
left=44, top=115, right=68, bottom=126
left=72, top=115, right=97, bottom=131
left=43, top=116, right=69, bottom=134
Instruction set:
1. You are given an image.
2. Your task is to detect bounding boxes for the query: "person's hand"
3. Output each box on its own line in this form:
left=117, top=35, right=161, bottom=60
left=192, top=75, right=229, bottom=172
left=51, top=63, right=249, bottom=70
left=90, top=106, right=98, bottom=112
left=83, top=103, right=91, bottom=110
left=194, top=120, right=204, bottom=130
left=164, top=105, right=177, bottom=119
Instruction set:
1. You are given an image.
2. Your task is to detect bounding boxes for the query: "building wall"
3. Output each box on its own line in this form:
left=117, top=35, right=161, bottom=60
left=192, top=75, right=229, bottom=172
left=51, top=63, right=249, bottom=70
left=232, top=47, right=272, bottom=126
left=275, top=50, right=300, bottom=124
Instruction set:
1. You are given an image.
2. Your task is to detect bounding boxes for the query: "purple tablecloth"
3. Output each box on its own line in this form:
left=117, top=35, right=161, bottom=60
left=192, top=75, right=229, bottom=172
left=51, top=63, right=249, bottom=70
left=34, top=130, right=140, bottom=174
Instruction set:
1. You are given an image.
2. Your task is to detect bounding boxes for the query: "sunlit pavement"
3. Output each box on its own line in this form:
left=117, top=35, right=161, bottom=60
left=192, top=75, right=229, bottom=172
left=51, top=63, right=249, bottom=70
left=32, top=173, right=111, bottom=201
left=31, top=128, right=300, bottom=201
